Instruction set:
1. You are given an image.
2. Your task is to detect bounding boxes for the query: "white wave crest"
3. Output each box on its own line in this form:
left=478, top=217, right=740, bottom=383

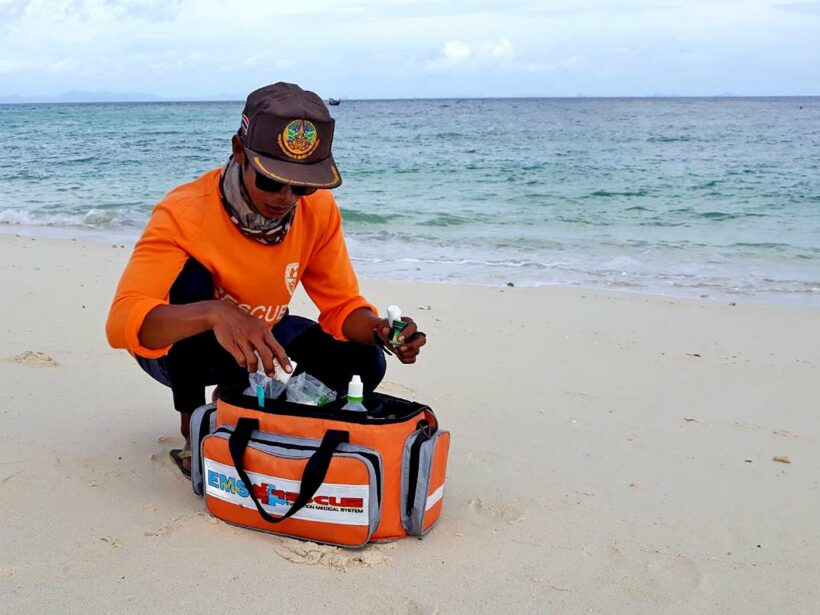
left=0, top=207, right=121, bottom=228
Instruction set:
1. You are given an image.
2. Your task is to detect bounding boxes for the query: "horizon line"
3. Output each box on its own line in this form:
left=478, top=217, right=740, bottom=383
left=2, top=94, right=820, bottom=105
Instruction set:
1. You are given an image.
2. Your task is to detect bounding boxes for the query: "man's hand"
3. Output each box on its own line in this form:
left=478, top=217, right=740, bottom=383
left=374, top=316, right=427, bottom=364
left=139, top=300, right=290, bottom=375
left=208, top=301, right=292, bottom=376
left=342, top=307, right=428, bottom=363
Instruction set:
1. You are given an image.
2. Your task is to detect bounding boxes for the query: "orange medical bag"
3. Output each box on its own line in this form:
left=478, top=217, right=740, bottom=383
left=190, top=386, right=450, bottom=547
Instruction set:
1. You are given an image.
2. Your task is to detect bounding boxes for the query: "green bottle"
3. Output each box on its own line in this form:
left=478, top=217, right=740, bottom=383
left=387, top=305, right=407, bottom=345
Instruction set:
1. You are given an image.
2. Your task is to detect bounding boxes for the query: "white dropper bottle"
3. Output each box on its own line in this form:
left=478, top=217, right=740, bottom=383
left=342, top=375, right=367, bottom=412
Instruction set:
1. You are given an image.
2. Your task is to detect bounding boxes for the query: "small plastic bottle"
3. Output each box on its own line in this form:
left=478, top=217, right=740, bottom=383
left=387, top=305, right=407, bottom=345
left=342, top=375, right=367, bottom=412
left=271, top=358, right=296, bottom=386
left=246, top=354, right=296, bottom=406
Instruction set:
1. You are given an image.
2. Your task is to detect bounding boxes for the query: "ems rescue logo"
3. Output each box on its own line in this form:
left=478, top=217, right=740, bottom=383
left=204, top=459, right=370, bottom=526
left=278, top=119, right=319, bottom=160
left=285, top=262, right=299, bottom=296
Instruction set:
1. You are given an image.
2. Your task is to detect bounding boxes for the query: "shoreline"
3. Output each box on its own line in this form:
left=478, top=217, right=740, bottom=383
left=2, top=225, right=817, bottom=311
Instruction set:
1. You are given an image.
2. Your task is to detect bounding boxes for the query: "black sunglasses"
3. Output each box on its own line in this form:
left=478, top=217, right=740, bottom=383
left=254, top=171, right=317, bottom=197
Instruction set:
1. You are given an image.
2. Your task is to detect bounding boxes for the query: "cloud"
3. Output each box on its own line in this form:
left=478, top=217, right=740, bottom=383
left=216, top=52, right=294, bottom=73
left=103, top=0, right=184, bottom=22
left=772, top=1, right=820, bottom=15
left=441, top=41, right=472, bottom=64
left=0, top=0, right=817, bottom=98
left=46, top=58, right=75, bottom=72
left=425, top=38, right=516, bottom=70
left=0, top=0, right=30, bottom=20
left=0, top=0, right=31, bottom=33
left=481, top=38, right=514, bottom=59
left=0, top=57, right=30, bottom=73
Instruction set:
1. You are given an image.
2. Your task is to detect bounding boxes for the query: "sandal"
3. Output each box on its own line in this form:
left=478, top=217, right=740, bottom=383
left=170, top=449, right=192, bottom=478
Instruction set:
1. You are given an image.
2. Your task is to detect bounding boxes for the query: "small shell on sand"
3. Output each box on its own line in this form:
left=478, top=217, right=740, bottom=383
left=772, top=455, right=791, bottom=464
left=10, top=351, right=59, bottom=368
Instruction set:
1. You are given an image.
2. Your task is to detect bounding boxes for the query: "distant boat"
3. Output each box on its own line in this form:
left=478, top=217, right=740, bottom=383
left=328, top=98, right=341, bottom=106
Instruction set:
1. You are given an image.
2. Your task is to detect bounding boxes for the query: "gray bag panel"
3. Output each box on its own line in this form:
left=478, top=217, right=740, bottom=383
left=401, top=430, right=447, bottom=536
left=416, top=430, right=449, bottom=537
left=412, top=435, right=437, bottom=535
left=189, top=402, right=217, bottom=495
left=400, top=428, right=422, bottom=532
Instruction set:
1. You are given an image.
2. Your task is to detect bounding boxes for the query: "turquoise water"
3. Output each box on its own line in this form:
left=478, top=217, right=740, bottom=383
left=1, top=98, right=819, bottom=305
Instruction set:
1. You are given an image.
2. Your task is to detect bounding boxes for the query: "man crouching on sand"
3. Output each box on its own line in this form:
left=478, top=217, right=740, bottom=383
left=105, top=82, right=427, bottom=477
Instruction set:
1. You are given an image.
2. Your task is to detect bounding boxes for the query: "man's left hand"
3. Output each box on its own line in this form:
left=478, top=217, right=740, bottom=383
left=375, top=317, right=427, bottom=363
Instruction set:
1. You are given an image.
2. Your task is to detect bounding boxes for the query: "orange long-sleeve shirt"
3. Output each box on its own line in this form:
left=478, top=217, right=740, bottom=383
left=106, top=168, right=375, bottom=359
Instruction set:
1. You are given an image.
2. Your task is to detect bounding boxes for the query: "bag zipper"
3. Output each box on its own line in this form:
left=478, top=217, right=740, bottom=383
left=218, top=387, right=433, bottom=425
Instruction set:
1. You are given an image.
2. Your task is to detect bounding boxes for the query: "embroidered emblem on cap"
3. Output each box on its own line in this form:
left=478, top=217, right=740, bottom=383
left=278, top=119, right=319, bottom=160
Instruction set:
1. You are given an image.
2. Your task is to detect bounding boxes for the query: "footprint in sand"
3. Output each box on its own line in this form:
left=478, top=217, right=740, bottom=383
left=98, top=536, right=121, bottom=550
left=150, top=436, right=185, bottom=470
left=376, top=381, right=416, bottom=395
left=466, top=450, right=507, bottom=463
left=562, top=390, right=600, bottom=401
left=272, top=538, right=393, bottom=572
left=614, top=554, right=702, bottom=603
left=644, top=554, right=702, bottom=600
left=8, top=351, right=58, bottom=368
left=590, top=544, right=701, bottom=603
left=584, top=542, right=625, bottom=562
left=144, top=512, right=208, bottom=537
left=380, top=596, right=440, bottom=615
left=468, top=497, right=526, bottom=524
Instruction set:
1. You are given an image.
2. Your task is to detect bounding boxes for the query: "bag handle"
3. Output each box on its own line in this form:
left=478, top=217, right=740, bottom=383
left=228, top=417, right=349, bottom=524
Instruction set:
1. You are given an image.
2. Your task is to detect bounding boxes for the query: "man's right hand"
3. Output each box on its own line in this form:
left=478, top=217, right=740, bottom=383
left=207, top=301, right=292, bottom=377
left=139, top=300, right=291, bottom=377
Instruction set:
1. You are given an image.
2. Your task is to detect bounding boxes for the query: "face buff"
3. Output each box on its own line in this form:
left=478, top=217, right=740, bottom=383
left=219, top=157, right=295, bottom=245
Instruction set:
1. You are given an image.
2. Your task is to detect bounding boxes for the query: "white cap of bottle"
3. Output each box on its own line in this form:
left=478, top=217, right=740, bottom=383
left=347, top=374, right=364, bottom=401
left=387, top=305, right=402, bottom=325
left=273, top=358, right=296, bottom=385
left=253, top=351, right=296, bottom=383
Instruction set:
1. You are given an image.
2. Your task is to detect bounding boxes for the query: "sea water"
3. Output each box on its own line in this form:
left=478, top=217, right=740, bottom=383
left=1, top=97, right=818, bottom=305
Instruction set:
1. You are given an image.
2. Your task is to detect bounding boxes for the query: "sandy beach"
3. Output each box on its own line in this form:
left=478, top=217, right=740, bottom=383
left=1, top=231, right=819, bottom=613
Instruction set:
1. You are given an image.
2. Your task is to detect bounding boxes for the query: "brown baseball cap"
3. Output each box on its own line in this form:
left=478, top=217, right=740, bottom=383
left=239, top=82, right=341, bottom=189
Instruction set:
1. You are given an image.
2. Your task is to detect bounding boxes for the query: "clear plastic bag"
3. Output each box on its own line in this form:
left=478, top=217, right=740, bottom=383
left=245, top=371, right=287, bottom=400
left=285, top=372, right=337, bottom=406
left=243, top=354, right=296, bottom=401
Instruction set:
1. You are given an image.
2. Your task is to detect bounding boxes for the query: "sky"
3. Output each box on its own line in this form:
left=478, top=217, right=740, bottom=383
left=0, top=0, right=819, bottom=99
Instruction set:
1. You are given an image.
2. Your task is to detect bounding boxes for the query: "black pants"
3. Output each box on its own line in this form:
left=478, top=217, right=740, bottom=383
left=136, top=259, right=386, bottom=413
